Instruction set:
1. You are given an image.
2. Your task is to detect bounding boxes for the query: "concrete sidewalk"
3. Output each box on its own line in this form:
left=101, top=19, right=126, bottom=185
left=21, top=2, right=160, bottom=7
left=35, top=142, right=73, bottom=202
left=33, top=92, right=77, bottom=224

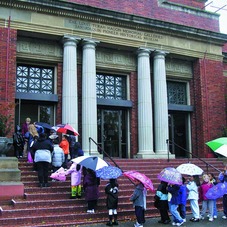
left=82, top=212, right=227, bottom=227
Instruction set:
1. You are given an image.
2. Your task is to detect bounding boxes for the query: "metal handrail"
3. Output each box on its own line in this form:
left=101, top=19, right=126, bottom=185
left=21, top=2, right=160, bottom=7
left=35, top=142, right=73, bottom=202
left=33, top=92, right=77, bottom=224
left=89, top=137, right=221, bottom=175
left=169, top=139, right=221, bottom=174
left=88, top=137, right=123, bottom=172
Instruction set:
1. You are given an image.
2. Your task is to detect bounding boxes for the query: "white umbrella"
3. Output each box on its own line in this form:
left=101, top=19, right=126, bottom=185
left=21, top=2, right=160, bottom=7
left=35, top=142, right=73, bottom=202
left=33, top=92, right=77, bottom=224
left=72, top=156, right=109, bottom=171
left=176, top=163, right=203, bottom=176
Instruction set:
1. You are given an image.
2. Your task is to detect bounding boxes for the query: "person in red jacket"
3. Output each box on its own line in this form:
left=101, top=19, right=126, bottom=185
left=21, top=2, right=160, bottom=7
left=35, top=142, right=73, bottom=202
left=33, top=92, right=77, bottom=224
left=59, top=135, right=69, bottom=168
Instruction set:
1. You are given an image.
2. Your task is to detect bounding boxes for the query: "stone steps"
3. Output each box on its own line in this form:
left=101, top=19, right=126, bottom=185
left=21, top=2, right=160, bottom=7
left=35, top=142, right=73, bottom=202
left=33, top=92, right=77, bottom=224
left=0, top=158, right=225, bottom=226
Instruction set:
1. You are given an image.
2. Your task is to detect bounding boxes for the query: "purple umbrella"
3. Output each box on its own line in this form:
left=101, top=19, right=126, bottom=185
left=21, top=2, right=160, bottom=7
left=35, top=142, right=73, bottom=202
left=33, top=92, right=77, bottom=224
left=96, top=166, right=122, bottom=180
left=157, top=167, right=182, bottom=185
left=205, top=182, right=227, bottom=200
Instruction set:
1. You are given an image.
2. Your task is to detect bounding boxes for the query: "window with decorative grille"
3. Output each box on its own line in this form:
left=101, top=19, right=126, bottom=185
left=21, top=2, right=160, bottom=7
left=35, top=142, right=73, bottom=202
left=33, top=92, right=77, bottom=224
left=167, top=81, right=187, bottom=105
left=16, top=65, right=54, bottom=94
left=96, top=74, right=126, bottom=100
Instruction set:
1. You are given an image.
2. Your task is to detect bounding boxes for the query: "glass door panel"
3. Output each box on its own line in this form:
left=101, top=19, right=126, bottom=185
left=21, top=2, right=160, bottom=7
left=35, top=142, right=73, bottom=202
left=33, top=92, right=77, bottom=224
left=97, top=109, right=127, bottom=158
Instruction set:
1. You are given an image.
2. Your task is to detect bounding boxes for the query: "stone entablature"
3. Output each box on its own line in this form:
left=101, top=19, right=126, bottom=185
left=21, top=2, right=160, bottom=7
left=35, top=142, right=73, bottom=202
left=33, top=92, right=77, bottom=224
left=0, top=4, right=225, bottom=61
left=16, top=38, right=192, bottom=78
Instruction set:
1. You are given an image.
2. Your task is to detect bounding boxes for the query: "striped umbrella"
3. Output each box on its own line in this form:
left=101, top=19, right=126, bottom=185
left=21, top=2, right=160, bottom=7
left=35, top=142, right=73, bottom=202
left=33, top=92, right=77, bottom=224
left=206, top=137, right=227, bottom=157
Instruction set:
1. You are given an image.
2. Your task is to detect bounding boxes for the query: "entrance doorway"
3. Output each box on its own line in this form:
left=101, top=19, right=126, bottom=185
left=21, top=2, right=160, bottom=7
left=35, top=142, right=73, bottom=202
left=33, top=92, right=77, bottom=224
left=97, top=109, right=127, bottom=158
left=168, top=113, right=188, bottom=158
left=15, top=100, right=55, bottom=128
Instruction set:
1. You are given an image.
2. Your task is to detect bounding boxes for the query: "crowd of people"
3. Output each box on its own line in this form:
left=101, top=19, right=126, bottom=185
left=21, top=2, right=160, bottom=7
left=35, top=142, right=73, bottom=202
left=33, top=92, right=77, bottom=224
left=12, top=117, right=227, bottom=227
left=12, top=117, right=119, bottom=225
left=154, top=165, right=227, bottom=226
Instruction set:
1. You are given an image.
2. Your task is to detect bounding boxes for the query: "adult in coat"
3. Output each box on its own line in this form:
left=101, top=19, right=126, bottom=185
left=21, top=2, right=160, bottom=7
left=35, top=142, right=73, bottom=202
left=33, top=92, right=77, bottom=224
left=83, top=168, right=100, bottom=213
left=51, top=137, right=65, bottom=172
left=32, top=133, right=53, bottom=187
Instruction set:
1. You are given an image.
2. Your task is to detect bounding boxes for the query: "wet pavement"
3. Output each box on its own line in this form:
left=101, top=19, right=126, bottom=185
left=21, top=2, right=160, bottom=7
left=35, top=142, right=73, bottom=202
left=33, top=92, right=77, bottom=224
left=82, top=212, right=227, bottom=227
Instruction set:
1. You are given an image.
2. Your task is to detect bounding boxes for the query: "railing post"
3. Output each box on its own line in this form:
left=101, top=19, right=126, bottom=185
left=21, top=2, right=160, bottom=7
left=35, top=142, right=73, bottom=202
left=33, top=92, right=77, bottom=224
left=166, top=139, right=169, bottom=162
left=89, top=137, right=91, bottom=155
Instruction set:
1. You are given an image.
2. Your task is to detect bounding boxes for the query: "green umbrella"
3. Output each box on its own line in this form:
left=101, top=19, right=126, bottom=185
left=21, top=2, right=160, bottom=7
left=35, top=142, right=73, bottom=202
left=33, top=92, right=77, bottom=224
left=206, top=137, right=227, bottom=157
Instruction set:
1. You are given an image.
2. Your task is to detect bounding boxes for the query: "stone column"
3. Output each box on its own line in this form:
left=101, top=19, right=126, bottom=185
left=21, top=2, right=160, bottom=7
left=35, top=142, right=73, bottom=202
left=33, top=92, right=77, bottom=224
left=62, top=35, right=80, bottom=131
left=82, top=39, right=99, bottom=156
left=153, top=50, right=171, bottom=157
left=136, top=48, right=155, bottom=158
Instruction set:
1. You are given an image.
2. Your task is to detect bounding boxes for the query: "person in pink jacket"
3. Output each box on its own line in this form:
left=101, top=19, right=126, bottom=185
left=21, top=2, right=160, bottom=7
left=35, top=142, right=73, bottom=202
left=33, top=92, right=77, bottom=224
left=65, top=148, right=84, bottom=199
left=199, top=174, right=214, bottom=222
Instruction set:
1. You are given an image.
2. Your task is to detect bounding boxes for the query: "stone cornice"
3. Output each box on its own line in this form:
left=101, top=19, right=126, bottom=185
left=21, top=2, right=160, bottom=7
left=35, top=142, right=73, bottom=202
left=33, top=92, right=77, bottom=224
left=1, top=0, right=227, bottom=46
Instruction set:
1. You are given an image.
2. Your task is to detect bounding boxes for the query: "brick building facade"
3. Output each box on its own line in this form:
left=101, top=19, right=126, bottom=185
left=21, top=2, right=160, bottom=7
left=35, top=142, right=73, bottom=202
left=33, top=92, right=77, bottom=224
left=0, top=0, right=227, bottom=159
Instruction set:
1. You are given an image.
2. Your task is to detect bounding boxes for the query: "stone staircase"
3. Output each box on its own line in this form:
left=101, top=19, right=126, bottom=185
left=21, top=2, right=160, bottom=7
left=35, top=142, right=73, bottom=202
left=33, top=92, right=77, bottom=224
left=0, top=158, right=225, bottom=226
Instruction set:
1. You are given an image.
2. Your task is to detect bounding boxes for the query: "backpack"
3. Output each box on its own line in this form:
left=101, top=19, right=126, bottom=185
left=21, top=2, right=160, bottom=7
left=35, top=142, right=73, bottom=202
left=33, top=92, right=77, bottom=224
left=13, top=132, right=24, bottom=147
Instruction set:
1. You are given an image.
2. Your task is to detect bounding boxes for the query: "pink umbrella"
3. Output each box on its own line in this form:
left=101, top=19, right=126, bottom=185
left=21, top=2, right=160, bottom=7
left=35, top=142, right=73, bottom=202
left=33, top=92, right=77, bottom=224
left=50, top=167, right=66, bottom=181
left=123, top=170, right=154, bottom=191
left=157, top=167, right=182, bottom=185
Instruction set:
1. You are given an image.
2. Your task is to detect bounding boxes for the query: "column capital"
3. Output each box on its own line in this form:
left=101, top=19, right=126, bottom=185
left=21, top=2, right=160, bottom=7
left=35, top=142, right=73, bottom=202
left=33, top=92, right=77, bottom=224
left=153, top=50, right=169, bottom=57
left=82, top=38, right=100, bottom=47
left=137, top=47, right=153, bottom=55
left=62, top=35, right=81, bottom=46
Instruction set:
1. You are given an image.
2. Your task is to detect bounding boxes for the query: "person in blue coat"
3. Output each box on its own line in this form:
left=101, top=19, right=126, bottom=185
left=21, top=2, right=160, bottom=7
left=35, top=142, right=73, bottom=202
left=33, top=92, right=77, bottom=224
left=168, top=184, right=184, bottom=226
left=218, top=165, right=227, bottom=220
left=178, top=177, right=187, bottom=223
left=130, top=179, right=147, bottom=227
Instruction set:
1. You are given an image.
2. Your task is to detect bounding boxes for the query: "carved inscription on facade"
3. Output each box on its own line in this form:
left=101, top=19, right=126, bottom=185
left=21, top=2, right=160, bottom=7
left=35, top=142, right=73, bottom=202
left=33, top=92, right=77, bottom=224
left=65, top=19, right=165, bottom=43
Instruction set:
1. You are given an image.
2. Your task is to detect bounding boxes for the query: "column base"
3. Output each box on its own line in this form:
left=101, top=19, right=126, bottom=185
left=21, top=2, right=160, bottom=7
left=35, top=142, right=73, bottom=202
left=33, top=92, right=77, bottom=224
left=153, top=152, right=175, bottom=159
left=84, top=150, right=102, bottom=157
left=134, top=151, right=155, bottom=159
left=134, top=152, right=175, bottom=159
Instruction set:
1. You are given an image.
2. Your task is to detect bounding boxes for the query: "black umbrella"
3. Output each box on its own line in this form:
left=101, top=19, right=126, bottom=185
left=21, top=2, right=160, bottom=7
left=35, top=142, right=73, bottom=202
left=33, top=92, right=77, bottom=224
left=35, top=122, right=52, bottom=130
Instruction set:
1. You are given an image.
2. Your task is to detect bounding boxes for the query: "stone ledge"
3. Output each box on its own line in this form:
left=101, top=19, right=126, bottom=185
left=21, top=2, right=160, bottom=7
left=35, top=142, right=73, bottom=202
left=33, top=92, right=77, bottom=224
left=0, top=169, right=21, bottom=181
left=0, top=157, right=18, bottom=168
left=0, top=182, right=24, bottom=198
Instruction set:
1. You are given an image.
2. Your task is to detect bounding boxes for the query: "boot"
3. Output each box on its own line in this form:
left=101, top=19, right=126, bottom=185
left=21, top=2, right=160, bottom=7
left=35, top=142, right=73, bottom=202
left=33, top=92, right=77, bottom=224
left=113, top=214, right=118, bottom=225
left=106, top=221, right=112, bottom=226
left=106, top=215, right=113, bottom=226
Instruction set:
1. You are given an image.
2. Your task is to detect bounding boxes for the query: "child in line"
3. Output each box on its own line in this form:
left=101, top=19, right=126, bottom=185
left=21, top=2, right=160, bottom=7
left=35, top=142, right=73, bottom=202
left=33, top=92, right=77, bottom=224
left=178, top=177, right=187, bottom=223
left=199, top=174, right=214, bottom=222
left=155, top=181, right=171, bottom=224
left=65, top=148, right=84, bottom=199
left=59, top=135, right=69, bottom=168
left=218, top=164, right=227, bottom=219
left=208, top=173, right=218, bottom=219
left=83, top=168, right=100, bottom=213
left=130, top=179, right=147, bottom=227
left=168, top=184, right=184, bottom=226
left=186, top=175, right=200, bottom=222
left=105, top=178, right=119, bottom=226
